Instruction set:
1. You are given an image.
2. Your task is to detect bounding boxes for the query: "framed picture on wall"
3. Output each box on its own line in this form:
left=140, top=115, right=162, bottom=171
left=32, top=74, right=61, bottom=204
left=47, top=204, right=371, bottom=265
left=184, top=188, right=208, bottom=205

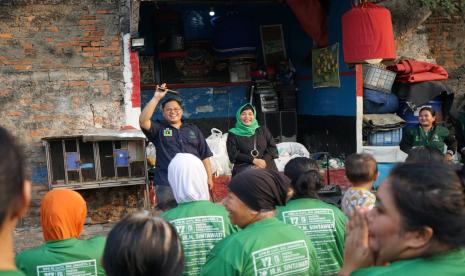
left=260, top=24, right=287, bottom=66
left=312, top=43, right=340, bottom=88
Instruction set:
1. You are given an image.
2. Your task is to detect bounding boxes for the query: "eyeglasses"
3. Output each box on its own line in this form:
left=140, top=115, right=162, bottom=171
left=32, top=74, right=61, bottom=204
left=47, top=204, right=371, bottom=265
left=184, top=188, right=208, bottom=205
left=164, top=108, right=182, bottom=113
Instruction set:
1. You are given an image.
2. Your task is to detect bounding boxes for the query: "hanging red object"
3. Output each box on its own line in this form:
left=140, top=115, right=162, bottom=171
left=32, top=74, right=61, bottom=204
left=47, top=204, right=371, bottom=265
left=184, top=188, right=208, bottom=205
left=287, top=0, right=328, bottom=47
left=342, top=3, right=396, bottom=63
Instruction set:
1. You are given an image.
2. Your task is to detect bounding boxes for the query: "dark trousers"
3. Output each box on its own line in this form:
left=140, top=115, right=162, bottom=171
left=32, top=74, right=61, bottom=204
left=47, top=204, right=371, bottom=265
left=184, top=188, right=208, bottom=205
left=155, top=185, right=177, bottom=211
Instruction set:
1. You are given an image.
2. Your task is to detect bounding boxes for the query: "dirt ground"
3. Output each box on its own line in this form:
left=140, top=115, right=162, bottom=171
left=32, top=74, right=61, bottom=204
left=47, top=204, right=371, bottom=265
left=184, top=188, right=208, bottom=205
left=13, top=223, right=116, bottom=254
left=13, top=208, right=162, bottom=254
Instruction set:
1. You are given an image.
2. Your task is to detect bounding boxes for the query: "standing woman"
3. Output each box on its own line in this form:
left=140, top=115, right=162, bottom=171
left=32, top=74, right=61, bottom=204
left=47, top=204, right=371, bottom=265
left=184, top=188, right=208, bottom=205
left=227, top=103, right=278, bottom=176
left=400, top=106, right=457, bottom=161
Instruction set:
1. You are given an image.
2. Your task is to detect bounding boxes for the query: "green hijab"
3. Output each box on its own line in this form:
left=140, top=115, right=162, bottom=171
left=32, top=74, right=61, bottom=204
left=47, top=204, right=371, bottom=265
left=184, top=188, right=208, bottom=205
left=229, top=103, right=260, bottom=137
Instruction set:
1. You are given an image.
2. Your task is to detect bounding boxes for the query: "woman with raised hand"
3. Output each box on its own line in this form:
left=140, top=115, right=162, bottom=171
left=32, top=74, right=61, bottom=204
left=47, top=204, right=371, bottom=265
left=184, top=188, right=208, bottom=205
left=227, top=103, right=278, bottom=176
left=339, top=162, right=465, bottom=275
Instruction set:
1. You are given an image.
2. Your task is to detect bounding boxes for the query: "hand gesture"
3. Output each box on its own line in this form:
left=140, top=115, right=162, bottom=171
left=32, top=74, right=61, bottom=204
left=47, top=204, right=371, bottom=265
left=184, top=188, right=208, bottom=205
left=444, top=153, right=454, bottom=162
left=253, top=158, right=267, bottom=169
left=339, top=207, right=375, bottom=275
left=153, top=83, right=168, bottom=100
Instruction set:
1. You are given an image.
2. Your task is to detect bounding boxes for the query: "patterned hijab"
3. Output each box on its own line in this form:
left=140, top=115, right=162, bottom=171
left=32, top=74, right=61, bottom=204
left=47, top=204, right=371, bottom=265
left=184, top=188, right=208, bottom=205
left=228, top=103, right=260, bottom=137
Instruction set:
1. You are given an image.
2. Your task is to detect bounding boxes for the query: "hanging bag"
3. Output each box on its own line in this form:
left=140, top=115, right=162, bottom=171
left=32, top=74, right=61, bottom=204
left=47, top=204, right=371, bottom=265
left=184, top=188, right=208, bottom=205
left=205, top=128, right=232, bottom=176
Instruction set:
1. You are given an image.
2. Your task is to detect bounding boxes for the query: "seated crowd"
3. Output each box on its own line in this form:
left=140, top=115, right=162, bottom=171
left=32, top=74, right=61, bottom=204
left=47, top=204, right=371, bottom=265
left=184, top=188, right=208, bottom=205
left=1, top=126, right=465, bottom=276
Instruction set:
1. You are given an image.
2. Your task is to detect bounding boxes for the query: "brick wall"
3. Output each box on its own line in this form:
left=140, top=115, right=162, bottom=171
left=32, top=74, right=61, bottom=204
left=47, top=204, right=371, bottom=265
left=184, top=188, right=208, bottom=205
left=0, top=0, right=134, bottom=226
left=395, top=15, right=465, bottom=95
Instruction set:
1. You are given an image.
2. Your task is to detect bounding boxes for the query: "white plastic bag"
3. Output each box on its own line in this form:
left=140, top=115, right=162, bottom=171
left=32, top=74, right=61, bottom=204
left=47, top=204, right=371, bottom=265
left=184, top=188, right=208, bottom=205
left=274, top=142, right=310, bottom=172
left=146, top=142, right=156, bottom=167
left=206, top=128, right=232, bottom=176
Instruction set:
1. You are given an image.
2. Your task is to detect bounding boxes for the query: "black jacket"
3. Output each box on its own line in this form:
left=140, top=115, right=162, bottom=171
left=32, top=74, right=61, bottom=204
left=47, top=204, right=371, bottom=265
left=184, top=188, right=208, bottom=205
left=226, top=127, right=278, bottom=170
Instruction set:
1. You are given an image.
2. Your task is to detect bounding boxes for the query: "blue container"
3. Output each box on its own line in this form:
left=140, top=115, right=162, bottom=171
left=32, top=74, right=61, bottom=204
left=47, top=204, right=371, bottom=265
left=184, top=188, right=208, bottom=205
left=373, top=163, right=396, bottom=189
left=397, top=98, right=443, bottom=129
left=363, top=88, right=399, bottom=114
left=115, top=149, right=129, bottom=167
left=368, top=128, right=402, bottom=146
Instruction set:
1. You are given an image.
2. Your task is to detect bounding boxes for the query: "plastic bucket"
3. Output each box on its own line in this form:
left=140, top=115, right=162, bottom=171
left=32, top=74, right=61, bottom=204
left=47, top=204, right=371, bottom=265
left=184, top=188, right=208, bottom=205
left=397, top=98, right=443, bottom=129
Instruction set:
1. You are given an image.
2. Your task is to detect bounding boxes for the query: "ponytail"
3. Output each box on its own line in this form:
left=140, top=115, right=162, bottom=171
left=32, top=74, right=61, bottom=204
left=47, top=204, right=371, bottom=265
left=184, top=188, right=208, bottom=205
left=294, top=170, right=323, bottom=199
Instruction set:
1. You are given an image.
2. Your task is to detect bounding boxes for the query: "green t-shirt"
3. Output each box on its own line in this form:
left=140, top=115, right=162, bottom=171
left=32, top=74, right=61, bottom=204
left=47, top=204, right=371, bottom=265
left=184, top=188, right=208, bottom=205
left=0, top=271, right=25, bottom=276
left=352, top=249, right=465, bottom=276
left=201, top=217, right=321, bottom=276
left=16, top=237, right=106, bottom=276
left=276, top=198, right=347, bottom=276
left=161, top=201, right=239, bottom=276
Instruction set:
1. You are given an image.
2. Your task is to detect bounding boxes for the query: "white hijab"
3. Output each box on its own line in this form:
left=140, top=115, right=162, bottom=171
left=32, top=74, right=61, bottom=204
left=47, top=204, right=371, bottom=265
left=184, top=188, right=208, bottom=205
left=168, top=153, right=209, bottom=203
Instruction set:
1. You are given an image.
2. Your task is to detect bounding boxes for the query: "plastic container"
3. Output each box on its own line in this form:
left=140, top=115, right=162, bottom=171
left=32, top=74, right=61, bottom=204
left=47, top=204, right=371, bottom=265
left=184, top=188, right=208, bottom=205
left=362, top=65, right=396, bottom=93
left=397, top=98, right=443, bottom=129
left=373, top=163, right=396, bottom=189
left=368, top=128, right=402, bottom=146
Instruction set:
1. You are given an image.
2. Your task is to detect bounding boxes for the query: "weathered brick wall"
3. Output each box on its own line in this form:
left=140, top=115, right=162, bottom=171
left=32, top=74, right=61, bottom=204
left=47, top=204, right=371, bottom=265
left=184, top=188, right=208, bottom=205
left=395, top=16, right=465, bottom=95
left=0, top=0, right=131, bottom=226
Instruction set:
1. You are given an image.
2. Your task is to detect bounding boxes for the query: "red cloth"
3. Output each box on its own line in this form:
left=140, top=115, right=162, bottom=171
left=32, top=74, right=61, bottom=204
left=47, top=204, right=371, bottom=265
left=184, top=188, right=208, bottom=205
left=211, top=176, right=231, bottom=202
left=287, top=0, right=328, bottom=47
left=342, top=3, right=396, bottom=63
left=387, top=59, right=448, bottom=83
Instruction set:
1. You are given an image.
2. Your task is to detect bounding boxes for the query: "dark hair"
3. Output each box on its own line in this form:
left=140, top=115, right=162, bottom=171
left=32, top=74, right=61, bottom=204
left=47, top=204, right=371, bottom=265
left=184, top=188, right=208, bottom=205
left=284, top=157, right=322, bottom=199
left=389, top=163, right=465, bottom=248
left=405, top=146, right=444, bottom=163
left=0, top=126, right=26, bottom=227
left=161, top=98, right=183, bottom=110
left=344, top=153, right=378, bottom=184
left=240, top=104, right=254, bottom=114
left=419, top=106, right=436, bottom=117
left=103, top=212, right=184, bottom=276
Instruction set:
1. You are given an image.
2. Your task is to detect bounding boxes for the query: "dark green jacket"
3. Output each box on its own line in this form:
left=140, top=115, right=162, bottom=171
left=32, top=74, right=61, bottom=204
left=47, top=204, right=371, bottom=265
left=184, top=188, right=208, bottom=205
left=400, top=124, right=457, bottom=154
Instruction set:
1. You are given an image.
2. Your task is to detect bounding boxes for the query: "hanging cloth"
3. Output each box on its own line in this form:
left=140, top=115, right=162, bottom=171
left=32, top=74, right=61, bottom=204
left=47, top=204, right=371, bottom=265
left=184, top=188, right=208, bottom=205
left=342, top=3, right=396, bottom=63
left=287, top=0, right=328, bottom=47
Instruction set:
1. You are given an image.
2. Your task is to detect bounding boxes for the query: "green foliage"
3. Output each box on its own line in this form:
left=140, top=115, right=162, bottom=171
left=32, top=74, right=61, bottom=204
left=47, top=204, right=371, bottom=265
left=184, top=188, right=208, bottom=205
left=416, top=0, right=465, bottom=16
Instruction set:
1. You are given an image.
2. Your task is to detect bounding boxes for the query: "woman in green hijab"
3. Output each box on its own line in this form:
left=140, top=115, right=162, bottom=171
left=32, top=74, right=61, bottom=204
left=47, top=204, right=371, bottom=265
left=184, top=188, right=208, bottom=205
left=226, top=103, right=278, bottom=176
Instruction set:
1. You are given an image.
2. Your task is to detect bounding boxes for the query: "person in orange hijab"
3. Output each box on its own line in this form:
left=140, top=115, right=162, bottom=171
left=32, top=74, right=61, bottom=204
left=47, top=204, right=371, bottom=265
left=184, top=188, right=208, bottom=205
left=16, top=189, right=106, bottom=276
